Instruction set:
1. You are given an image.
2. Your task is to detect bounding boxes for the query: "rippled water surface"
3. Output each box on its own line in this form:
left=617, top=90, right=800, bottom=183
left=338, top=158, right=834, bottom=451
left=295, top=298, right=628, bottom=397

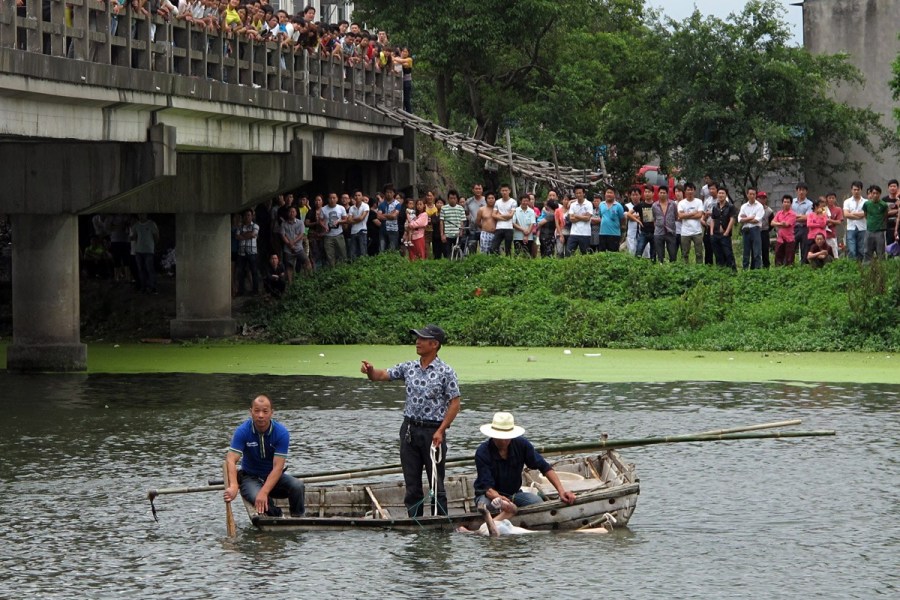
left=0, top=374, right=896, bottom=599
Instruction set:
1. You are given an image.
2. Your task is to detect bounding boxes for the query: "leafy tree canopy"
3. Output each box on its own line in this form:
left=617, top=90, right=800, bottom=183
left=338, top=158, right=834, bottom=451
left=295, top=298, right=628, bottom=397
left=355, top=0, right=895, bottom=193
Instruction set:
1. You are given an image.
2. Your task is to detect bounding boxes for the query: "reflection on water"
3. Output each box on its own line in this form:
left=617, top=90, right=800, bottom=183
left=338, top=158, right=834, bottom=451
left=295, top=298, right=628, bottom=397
left=0, top=373, right=897, bottom=599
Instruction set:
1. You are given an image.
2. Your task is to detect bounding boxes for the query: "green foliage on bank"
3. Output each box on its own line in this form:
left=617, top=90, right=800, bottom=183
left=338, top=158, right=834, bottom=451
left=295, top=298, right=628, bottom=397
left=256, top=253, right=900, bottom=352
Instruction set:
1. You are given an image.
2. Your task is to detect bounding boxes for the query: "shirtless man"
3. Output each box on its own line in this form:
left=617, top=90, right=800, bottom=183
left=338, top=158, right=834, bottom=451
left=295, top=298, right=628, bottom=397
left=476, top=192, right=498, bottom=254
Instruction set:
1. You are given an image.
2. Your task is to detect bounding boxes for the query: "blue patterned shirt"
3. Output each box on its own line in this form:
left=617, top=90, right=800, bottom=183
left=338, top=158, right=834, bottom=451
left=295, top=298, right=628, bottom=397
left=387, top=356, right=460, bottom=421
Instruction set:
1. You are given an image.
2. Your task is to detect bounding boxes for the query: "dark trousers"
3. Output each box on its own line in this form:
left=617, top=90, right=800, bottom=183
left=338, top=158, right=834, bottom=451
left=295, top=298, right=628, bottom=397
left=236, top=253, right=259, bottom=294
left=539, top=231, right=555, bottom=257
left=795, top=226, right=810, bottom=264
left=703, top=231, right=714, bottom=264
left=491, top=228, right=514, bottom=255
left=865, top=231, right=886, bottom=261
left=443, top=236, right=461, bottom=257
left=403, top=80, right=412, bottom=113
left=367, top=227, right=381, bottom=256
left=432, top=232, right=446, bottom=259
left=514, top=239, right=533, bottom=257
left=742, top=227, right=762, bottom=270
left=566, top=234, right=591, bottom=255
left=760, top=231, right=771, bottom=268
left=635, top=231, right=655, bottom=258
left=350, top=231, right=368, bottom=260
left=400, top=420, right=447, bottom=517
left=136, top=252, right=156, bottom=292
left=654, top=233, right=677, bottom=262
left=239, top=472, right=306, bottom=517
left=775, top=240, right=796, bottom=266
left=712, top=234, right=736, bottom=271
left=598, top=235, right=620, bottom=252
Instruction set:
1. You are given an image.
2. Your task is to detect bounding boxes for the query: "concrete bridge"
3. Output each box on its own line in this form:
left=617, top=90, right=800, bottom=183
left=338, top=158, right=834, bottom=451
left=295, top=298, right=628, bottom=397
left=0, top=0, right=413, bottom=371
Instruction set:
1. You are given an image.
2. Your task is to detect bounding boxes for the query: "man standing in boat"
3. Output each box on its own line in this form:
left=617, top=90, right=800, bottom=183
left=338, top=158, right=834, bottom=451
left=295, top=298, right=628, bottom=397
left=223, top=395, right=306, bottom=517
left=474, top=412, right=576, bottom=513
left=361, top=324, right=461, bottom=517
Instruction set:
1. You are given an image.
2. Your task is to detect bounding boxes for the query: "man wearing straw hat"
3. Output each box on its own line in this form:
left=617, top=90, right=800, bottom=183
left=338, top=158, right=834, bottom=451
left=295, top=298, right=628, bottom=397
left=474, top=412, right=576, bottom=512
left=361, top=324, right=461, bottom=517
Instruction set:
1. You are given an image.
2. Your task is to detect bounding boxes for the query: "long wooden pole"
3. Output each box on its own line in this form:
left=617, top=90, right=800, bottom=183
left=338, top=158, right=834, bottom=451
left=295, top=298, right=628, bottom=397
left=153, top=424, right=830, bottom=495
left=223, top=462, right=236, bottom=537
left=695, top=419, right=801, bottom=436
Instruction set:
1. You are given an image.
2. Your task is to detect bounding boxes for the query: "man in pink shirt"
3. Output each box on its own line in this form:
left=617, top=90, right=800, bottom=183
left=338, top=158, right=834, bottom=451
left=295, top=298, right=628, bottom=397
left=771, top=195, right=797, bottom=266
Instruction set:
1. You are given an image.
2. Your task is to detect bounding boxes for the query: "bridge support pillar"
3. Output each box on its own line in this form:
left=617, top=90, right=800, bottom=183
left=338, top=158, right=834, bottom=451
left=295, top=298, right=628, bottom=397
left=169, top=213, right=236, bottom=339
left=6, top=214, right=87, bottom=371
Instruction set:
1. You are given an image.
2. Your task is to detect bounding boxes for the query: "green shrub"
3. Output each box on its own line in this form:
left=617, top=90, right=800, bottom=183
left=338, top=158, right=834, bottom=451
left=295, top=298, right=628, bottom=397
left=253, top=253, right=900, bottom=352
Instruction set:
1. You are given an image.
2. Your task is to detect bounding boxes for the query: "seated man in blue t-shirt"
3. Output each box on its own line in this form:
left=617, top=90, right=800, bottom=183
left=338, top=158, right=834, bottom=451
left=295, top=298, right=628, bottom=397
left=473, top=412, right=576, bottom=512
left=223, top=395, right=305, bottom=517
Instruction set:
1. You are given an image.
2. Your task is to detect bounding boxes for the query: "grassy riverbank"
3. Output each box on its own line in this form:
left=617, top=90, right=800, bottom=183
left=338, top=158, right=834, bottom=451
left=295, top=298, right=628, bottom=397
left=257, top=252, right=900, bottom=352
left=2, top=343, right=894, bottom=383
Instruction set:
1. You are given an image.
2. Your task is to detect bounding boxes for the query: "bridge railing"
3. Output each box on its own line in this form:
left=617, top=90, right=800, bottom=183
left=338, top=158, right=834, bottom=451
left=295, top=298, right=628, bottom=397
left=0, top=0, right=403, bottom=108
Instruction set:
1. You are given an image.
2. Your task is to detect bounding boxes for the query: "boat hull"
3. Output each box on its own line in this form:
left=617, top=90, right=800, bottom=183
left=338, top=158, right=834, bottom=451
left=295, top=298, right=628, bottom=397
left=244, top=451, right=640, bottom=533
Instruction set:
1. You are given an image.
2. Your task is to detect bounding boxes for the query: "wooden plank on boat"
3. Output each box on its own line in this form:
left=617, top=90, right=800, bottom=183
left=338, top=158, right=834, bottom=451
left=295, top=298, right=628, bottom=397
left=365, top=486, right=390, bottom=520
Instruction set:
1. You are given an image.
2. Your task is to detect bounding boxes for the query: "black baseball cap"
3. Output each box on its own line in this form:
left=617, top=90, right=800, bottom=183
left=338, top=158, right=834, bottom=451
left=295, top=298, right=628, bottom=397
left=410, top=324, right=446, bottom=344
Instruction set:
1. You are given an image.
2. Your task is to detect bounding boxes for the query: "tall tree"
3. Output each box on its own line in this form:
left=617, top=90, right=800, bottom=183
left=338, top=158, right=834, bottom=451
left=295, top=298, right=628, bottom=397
left=620, top=0, right=895, bottom=194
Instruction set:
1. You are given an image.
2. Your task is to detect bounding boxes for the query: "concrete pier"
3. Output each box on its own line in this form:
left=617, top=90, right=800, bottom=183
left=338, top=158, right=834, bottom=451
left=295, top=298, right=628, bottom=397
left=0, top=5, right=409, bottom=371
left=802, top=0, right=900, bottom=189
left=6, top=214, right=87, bottom=371
left=170, top=213, right=235, bottom=339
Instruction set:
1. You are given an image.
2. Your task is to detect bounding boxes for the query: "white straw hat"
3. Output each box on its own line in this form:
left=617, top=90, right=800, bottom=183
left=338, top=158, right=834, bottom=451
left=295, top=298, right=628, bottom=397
left=480, top=412, right=525, bottom=439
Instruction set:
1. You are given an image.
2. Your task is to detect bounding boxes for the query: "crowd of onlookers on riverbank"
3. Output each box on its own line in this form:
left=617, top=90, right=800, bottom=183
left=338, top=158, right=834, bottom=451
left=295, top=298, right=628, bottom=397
left=16, top=176, right=895, bottom=299
left=235, top=177, right=900, bottom=296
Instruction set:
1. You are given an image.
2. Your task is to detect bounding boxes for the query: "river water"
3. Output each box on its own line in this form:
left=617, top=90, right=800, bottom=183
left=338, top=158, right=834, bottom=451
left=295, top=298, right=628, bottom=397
left=0, top=373, right=896, bottom=599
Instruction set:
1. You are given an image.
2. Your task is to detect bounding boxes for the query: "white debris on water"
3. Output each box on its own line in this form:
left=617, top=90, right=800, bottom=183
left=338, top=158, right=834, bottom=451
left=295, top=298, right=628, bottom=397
left=563, top=349, right=572, bottom=355
left=584, top=353, right=602, bottom=357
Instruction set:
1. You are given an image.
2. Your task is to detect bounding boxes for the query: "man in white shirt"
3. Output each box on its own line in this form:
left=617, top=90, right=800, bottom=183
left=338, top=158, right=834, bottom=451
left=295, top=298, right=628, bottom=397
left=677, top=182, right=704, bottom=263
left=348, top=190, right=370, bottom=260
left=490, top=184, right=518, bottom=255
left=700, top=174, right=714, bottom=201
left=320, top=192, right=349, bottom=266
left=738, top=188, right=766, bottom=270
left=843, top=180, right=867, bottom=261
left=565, top=184, right=593, bottom=256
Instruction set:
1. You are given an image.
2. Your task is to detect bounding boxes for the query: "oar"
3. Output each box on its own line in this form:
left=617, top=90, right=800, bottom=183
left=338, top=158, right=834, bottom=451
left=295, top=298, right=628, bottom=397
left=223, top=462, right=236, bottom=537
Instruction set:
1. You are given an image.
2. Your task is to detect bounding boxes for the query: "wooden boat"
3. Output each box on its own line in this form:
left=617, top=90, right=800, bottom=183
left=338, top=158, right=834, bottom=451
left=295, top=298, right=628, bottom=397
left=241, top=450, right=639, bottom=532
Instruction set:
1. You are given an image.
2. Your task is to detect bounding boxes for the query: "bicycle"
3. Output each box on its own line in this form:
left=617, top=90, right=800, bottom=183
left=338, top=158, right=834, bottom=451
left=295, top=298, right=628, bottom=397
left=450, top=228, right=469, bottom=260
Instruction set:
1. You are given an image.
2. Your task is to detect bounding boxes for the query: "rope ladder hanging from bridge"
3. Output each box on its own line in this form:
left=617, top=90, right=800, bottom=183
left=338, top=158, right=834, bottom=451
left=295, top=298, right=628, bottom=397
left=370, top=105, right=606, bottom=191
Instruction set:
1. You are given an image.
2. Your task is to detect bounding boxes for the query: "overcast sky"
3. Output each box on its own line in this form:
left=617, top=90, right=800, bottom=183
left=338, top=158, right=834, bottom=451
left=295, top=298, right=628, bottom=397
left=647, top=0, right=803, bottom=44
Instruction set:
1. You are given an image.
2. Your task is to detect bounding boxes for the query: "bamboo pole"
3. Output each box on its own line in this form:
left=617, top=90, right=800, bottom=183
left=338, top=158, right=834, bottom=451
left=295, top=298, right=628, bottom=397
left=696, top=419, right=801, bottom=436
left=223, top=462, right=236, bottom=537
left=159, top=423, right=830, bottom=496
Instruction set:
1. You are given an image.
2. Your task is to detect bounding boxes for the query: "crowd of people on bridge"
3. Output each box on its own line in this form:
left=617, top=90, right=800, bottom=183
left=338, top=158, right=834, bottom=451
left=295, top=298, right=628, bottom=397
left=15, top=1, right=415, bottom=111
left=232, top=176, right=900, bottom=296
